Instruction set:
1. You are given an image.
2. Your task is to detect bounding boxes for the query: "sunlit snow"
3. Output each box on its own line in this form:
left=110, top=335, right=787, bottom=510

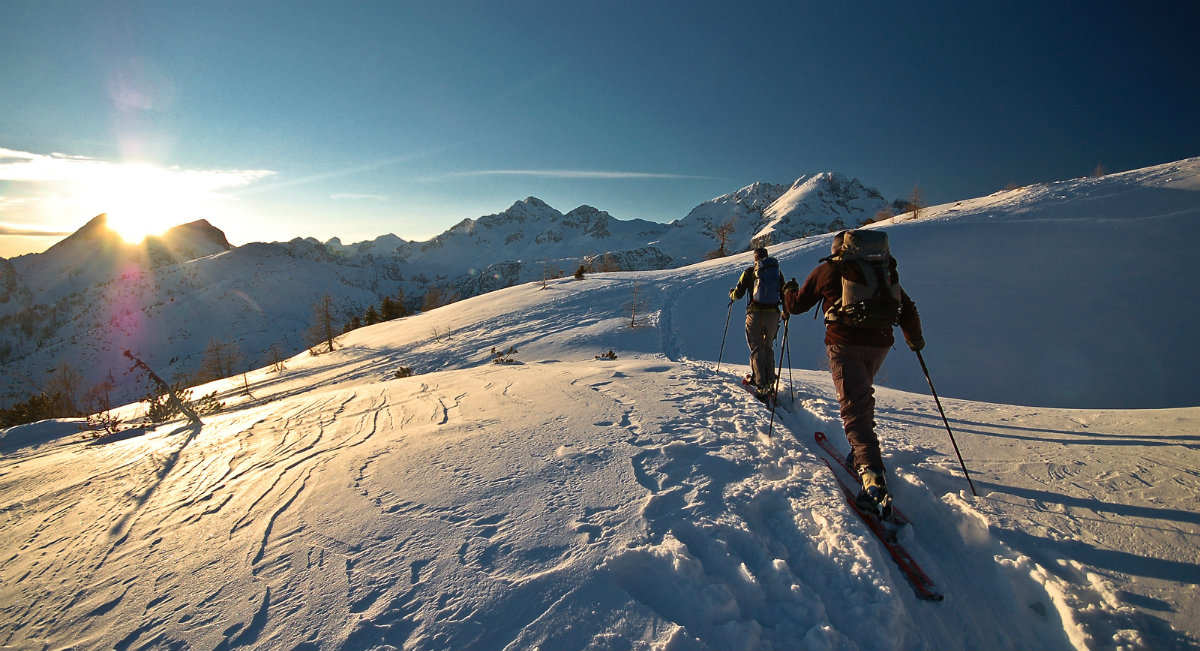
left=2, top=158, right=1198, bottom=650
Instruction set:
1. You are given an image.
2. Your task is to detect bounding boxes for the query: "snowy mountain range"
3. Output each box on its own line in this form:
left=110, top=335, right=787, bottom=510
left=0, top=172, right=887, bottom=409
left=1, top=156, right=1197, bottom=650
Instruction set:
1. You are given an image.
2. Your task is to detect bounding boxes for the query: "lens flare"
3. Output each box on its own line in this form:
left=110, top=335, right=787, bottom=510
left=87, top=163, right=185, bottom=243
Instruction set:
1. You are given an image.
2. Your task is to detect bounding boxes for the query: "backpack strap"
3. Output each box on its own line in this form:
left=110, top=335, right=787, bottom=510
left=820, top=257, right=842, bottom=321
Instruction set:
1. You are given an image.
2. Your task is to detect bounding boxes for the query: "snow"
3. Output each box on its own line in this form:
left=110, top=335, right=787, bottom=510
left=0, top=171, right=883, bottom=410
left=2, top=158, right=1199, bottom=650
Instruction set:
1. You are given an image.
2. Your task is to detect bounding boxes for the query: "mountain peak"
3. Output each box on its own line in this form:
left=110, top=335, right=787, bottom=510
left=44, top=214, right=124, bottom=256
left=154, top=219, right=232, bottom=252
left=78, top=213, right=111, bottom=235
left=666, top=172, right=891, bottom=252
left=484, top=196, right=562, bottom=224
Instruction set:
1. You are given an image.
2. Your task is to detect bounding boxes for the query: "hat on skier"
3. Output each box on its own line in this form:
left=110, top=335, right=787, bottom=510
left=831, top=231, right=848, bottom=255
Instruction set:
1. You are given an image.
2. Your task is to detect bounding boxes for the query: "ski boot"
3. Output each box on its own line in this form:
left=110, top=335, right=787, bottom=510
left=755, top=385, right=776, bottom=405
left=743, top=374, right=776, bottom=405
left=855, top=466, right=893, bottom=520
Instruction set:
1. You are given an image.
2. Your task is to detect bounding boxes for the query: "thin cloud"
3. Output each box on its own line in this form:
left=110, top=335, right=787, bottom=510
left=0, top=222, right=72, bottom=237
left=0, top=148, right=107, bottom=183
left=0, top=147, right=275, bottom=189
left=331, top=193, right=388, bottom=201
left=448, top=169, right=718, bottom=180
left=240, top=143, right=468, bottom=196
left=489, top=61, right=572, bottom=105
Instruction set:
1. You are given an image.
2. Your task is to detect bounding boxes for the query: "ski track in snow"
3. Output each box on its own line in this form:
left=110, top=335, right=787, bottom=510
left=2, top=289, right=1195, bottom=651
left=2, top=346, right=1194, bottom=650
left=1, top=287, right=1194, bottom=651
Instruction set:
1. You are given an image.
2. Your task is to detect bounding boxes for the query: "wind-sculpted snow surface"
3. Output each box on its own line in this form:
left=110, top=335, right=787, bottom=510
left=3, top=161, right=1200, bottom=649
left=0, top=357, right=1123, bottom=650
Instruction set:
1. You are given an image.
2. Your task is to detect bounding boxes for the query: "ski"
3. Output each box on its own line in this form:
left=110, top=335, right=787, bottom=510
left=814, top=431, right=944, bottom=602
left=740, top=374, right=777, bottom=407
left=814, top=430, right=916, bottom=526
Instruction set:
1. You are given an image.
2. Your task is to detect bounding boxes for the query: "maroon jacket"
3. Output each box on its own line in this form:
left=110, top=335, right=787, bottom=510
left=784, top=261, right=922, bottom=348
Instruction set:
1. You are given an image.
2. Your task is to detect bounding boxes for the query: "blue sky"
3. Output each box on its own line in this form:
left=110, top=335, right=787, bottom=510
left=2, top=0, right=1198, bottom=257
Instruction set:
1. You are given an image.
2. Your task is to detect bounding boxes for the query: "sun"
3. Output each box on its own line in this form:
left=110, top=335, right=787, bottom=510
left=62, top=157, right=272, bottom=245
left=85, top=163, right=197, bottom=244
left=106, top=205, right=170, bottom=244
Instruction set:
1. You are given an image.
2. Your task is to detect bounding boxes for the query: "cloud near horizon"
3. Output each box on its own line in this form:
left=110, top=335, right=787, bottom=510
left=447, top=169, right=718, bottom=180
left=0, top=222, right=73, bottom=238
left=0, top=148, right=276, bottom=189
left=0, top=147, right=277, bottom=240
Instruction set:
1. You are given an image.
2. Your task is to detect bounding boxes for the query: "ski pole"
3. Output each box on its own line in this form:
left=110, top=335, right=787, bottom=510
left=785, top=325, right=795, bottom=401
left=916, top=350, right=978, bottom=496
left=716, top=299, right=734, bottom=372
left=767, top=314, right=790, bottom=437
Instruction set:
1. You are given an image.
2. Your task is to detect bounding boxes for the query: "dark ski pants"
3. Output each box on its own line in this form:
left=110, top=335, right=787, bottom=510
left=827, top=343, right=890, bottom=470
left=745, top=310, right=780, bottom=389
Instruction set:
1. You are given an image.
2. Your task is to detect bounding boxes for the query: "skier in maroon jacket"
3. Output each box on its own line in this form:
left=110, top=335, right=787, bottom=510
left=782, top=231, right=924, bottom=517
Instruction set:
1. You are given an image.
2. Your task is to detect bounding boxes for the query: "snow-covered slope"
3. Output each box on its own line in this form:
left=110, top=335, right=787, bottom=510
left=0, top=174, right=889, bottom=410
left=881, top=158, right=1200, bottom=408
left=1, top=160, right=1198, bottom=649
left=1, top=214, right=231, bottom=303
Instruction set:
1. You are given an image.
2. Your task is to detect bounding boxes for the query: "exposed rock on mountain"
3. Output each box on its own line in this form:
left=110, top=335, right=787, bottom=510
left=673, top=173, right=888, bottom=251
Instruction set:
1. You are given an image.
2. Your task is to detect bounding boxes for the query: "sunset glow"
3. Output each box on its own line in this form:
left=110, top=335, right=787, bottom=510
left=0, top=148, right=276, bottom=252
left=91, top=163, right=180, bottom=243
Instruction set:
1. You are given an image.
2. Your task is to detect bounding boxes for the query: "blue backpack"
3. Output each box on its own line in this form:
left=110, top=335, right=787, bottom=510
left=751, top=256, right=782, bottom=307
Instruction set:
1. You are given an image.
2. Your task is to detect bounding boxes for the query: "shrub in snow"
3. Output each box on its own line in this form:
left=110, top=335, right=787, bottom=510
left=143, top=384, right=223, bottom=425
left=491, top=346, right=518, bottom=364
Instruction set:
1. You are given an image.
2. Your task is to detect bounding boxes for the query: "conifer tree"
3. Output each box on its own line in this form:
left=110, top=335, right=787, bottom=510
left=421, top=286, right=444, bottom=312
left=379, top=295, right=401, bottom=321
left=45, top=360, right=83, bottom=417
left=306, top=294, right=341, bottom=355
left=906, top=184, right=926, bottom=220
left=364, top=304, right=381, bottom=326
left=706, top=218, right=737, bottom=259
left=199, top=337, right=243, bottom=382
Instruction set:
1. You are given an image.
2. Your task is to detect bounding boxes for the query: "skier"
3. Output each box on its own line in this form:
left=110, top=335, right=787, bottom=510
left=729, top=247, right=786, bottom=402
left=782, top=231, right=923, bottom=517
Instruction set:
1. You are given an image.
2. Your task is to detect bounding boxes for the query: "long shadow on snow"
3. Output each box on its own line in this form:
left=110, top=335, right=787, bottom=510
left=84, top=426, right=151, bottom=447
left=884, top=411, right=1200, bottom=447
left=975, top=479, right=1200, bottom=529
left=991, top=528, right=1198, bottom=648
left=108, top=422, right=202, bottom=539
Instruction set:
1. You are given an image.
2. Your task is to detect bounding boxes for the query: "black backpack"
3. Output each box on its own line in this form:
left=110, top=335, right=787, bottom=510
left=822, top=230, right=902, bottom=329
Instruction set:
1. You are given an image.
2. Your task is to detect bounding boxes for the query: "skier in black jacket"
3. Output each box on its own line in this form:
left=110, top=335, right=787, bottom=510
left=729, top=247, right=786, bottom=401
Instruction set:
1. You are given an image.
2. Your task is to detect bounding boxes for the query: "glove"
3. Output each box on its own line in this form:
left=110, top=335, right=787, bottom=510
left=729, top=288, right=738, bottom=301
left=783, top=278, right=799, bottom=294
left=906, top=336, right=925, bottom=352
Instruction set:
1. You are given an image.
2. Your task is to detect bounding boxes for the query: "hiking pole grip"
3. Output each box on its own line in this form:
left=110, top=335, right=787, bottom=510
left=916, top=350, right=978, bottom=497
